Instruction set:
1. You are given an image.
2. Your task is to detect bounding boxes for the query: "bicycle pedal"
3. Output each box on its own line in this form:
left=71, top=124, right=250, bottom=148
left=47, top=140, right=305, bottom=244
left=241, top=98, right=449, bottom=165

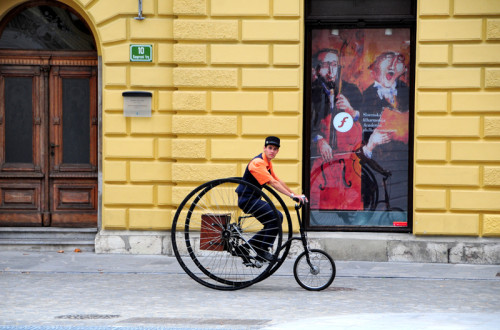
left=243, top=259, right=263, bottom=268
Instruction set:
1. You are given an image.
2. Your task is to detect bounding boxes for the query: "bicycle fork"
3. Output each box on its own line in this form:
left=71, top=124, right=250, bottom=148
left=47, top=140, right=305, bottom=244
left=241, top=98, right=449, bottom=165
left=295, top=203, right=319, bottom=274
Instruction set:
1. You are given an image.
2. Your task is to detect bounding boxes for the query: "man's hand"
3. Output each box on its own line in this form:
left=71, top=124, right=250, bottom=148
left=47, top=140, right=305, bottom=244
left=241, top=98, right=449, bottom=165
left=336, top=94, right=360, bottom=119
left=318, top=139, right=333, bottom=161
left=297, top=194, right=308, bottom=204
left=335, top=94, right=353, bottom=112
left=291, top=193, right=308, bottom=204
left=365, top=129, right=391, bottom=154
left=361, top=129, right=391, bottom=160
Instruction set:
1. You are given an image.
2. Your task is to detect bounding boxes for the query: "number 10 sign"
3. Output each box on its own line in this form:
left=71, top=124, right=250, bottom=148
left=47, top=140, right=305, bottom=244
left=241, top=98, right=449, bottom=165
left=130, top=44, right=152, bottom=62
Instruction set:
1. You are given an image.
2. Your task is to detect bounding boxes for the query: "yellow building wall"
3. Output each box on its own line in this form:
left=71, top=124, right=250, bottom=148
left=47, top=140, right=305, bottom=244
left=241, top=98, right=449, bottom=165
left=85, top=0, right=176, bottom=231
left=414, top=0, right=500, bottom=236
left=95, top=0, right=303, bottom=231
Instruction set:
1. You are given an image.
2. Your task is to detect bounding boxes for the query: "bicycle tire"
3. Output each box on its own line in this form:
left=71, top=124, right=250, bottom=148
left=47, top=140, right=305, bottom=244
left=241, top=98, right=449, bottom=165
left=171, top=177, right=282, bottom=290
left=293, top=249, right=336, bottom=291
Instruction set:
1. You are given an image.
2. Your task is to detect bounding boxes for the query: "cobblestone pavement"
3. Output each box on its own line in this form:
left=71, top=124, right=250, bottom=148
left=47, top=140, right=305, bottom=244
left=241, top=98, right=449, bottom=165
left=0, top=251, right=499, bottom=329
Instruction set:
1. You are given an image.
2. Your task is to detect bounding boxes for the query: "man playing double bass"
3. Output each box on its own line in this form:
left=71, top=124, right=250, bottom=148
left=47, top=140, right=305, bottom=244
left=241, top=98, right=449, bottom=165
left=310, top=49, right=364, bottom=211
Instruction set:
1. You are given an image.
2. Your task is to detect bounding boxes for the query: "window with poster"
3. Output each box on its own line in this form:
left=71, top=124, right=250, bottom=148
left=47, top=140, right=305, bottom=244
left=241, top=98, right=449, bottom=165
left=304, top=0, right=416, bottom=231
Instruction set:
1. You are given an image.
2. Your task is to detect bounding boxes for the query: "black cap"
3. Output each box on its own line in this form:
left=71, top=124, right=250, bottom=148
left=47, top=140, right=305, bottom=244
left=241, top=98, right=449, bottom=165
left=265, top=136, right=280, bottom=148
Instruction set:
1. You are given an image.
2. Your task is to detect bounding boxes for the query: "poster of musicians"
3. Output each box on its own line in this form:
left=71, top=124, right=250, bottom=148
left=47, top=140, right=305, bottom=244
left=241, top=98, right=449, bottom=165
left=309, top=28, right=410, bottom=227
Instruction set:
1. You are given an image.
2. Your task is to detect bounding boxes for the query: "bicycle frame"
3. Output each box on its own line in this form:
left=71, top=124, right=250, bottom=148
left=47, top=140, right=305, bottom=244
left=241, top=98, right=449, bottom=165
left=275, top=202, right=317, bottom=269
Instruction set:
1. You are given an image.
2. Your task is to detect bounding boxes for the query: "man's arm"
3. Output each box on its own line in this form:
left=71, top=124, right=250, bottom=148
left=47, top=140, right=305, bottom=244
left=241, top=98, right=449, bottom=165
left=268, top=178, right=292, bottom=197
left=267, top=178, right=307, bottom=203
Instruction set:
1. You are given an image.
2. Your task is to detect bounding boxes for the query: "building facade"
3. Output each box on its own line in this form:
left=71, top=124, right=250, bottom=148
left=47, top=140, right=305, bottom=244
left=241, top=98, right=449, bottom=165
left=0, top=0, right=499, bottom=263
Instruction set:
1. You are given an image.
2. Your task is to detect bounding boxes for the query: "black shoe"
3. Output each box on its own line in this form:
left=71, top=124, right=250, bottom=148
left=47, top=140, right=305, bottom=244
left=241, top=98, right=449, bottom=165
left=232, top=244, right=252, bottom=264
left=255, top=251, right=276, bottom=263
left=231, top=244, right=273, bottom=268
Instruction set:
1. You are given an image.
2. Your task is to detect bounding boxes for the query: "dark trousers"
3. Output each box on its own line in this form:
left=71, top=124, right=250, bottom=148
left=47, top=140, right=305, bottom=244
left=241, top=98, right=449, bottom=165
left=238, top=196, right=283, bottom=252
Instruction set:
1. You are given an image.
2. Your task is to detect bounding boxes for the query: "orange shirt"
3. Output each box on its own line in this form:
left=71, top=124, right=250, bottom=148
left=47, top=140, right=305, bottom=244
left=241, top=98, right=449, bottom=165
left=248, top=153, right=279, bottom=185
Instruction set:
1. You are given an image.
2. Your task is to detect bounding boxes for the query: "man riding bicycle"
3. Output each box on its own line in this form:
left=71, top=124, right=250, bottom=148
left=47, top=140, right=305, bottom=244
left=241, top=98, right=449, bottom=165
left=235, top=136, right=307, bottom=266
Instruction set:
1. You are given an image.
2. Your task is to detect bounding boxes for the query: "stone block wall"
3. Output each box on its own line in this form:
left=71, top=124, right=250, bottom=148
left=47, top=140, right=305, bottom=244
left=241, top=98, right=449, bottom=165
left=88, top=0, right=304, bottom=231
left=414, top=0, right=500, bottom=237
left=89, top=0, right=176, bottom=231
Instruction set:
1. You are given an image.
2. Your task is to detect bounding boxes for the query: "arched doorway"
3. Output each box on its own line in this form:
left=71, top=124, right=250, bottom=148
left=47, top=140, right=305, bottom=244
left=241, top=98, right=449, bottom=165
left=0, top=2, right=98, bottom=227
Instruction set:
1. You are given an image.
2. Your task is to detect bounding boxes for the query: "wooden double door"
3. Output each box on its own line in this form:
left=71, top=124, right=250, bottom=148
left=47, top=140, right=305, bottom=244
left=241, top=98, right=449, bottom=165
left=0, top=51, right=98, bottom=227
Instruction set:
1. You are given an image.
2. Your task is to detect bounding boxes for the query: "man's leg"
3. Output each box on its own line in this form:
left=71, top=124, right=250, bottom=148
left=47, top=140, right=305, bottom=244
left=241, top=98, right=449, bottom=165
left=239, top=198, right=283, bottom=253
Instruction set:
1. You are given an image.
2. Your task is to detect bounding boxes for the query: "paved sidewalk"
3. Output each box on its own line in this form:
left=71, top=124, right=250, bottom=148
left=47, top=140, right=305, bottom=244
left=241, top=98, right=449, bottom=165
left=1, top=250, right=498, bottom=279
left=0, top=251, right=499, bottom=329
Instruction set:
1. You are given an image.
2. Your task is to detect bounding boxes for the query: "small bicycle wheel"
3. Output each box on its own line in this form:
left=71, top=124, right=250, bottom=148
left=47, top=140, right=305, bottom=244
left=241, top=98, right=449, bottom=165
left=171, top=177, right=282, bottom=290
left=293, top=249, right=335, bottom=291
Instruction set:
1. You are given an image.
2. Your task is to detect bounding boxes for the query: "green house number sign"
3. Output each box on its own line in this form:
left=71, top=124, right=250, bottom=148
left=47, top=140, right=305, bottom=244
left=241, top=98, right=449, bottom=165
left=130, top=44, right=152, bottom=62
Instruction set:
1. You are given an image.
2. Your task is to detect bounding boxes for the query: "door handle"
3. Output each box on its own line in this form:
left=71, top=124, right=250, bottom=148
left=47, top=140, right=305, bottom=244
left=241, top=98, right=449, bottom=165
left=50, top=143, right=59, bottom=148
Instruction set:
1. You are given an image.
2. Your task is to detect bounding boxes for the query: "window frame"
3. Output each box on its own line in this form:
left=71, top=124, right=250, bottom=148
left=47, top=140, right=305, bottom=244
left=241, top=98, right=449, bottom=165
left=303, top=1, right=416, bottom=233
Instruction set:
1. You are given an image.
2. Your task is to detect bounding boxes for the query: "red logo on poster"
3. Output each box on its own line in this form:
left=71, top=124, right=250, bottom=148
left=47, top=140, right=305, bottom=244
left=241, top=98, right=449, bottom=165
left=333, top=112, right=353, bottom=132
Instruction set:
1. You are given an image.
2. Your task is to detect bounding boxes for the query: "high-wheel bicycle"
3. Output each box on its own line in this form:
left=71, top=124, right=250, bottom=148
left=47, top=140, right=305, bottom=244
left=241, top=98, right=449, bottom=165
left=171, top=177, right=335, bottom=291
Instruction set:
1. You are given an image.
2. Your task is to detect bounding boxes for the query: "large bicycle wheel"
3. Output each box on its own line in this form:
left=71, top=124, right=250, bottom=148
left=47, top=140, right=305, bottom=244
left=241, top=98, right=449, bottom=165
left=171, top=177, right=283, bottom=290
left=293, top=249, right=335, bottom=291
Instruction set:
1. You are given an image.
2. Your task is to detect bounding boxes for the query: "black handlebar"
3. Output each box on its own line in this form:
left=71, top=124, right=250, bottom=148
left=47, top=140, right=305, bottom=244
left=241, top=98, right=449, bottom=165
left=293, top=199, right=308, bottom=210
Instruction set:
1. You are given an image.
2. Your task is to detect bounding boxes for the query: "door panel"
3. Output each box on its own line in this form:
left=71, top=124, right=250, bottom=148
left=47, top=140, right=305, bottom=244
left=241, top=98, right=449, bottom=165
left=0, top=181, right=41, bottom=210
left=0, top=53, right=97, bottom=227
left=49, top=65, right=97, bottom=227
left=51, top=179, right=96, bottom=227
left=0, top=65, right=44, bottom=226
left=4, top=77, right=33, bottom=164
left=62, top=78, right=91, bottom=164
left=49, top=66, right=97, bottom=171
left=0, top=181, right=42, bottom=225
left=0, top=66, right=42, bottom=172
